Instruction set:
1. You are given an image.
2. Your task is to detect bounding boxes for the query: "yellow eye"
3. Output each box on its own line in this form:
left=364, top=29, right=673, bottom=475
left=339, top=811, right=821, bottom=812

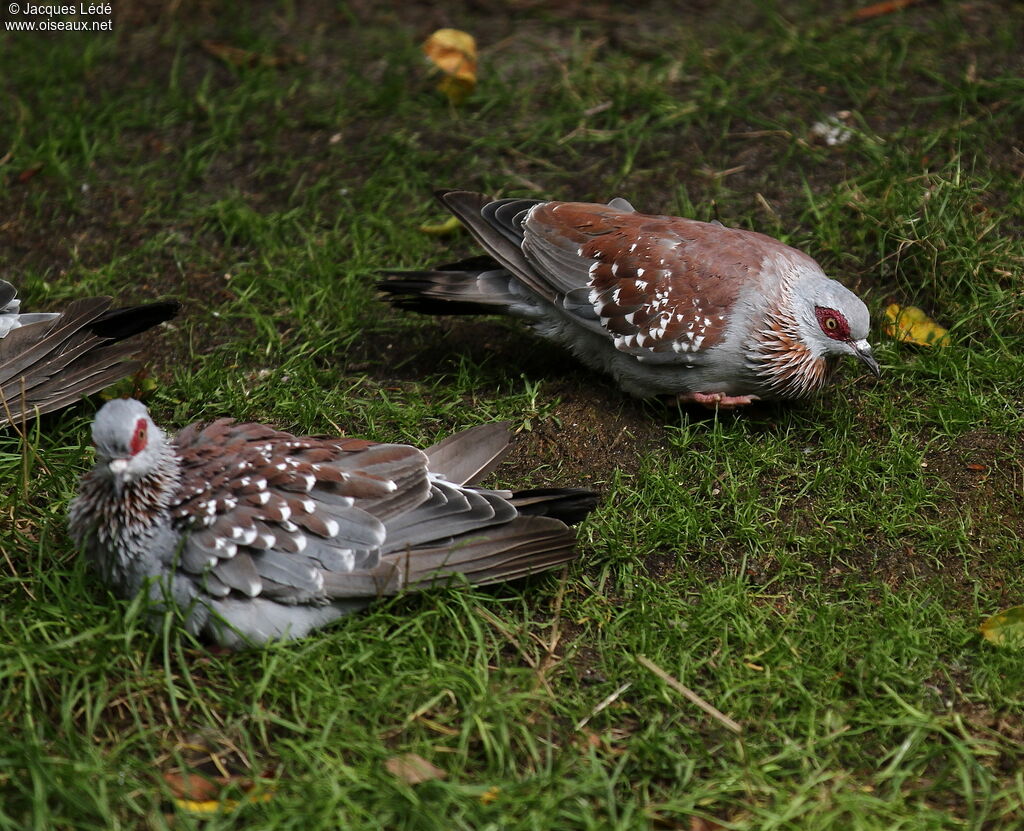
left=825, top=317, right=837, bottom=330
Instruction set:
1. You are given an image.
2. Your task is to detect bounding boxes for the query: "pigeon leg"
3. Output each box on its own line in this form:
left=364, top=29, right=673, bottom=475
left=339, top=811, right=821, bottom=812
left=679, top=392, right=761, bottom=410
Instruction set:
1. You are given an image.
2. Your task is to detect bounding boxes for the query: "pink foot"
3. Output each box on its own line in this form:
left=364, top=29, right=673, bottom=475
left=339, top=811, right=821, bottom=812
left=678, top=392, right=760, bottom=410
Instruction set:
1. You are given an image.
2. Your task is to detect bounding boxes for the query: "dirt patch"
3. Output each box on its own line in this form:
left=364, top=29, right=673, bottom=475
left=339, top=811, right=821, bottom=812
left=345, top=310, right=670, bottom=485
left=923, top=430, right=1024, bottom=522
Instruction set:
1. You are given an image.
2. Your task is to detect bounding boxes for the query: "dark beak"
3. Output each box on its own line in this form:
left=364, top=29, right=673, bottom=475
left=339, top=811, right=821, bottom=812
left=851, top=339, right=880, bottom=377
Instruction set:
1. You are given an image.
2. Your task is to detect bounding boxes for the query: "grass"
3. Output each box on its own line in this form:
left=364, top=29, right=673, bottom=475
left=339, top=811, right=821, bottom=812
left=1, top=0, right=1023, bottom=827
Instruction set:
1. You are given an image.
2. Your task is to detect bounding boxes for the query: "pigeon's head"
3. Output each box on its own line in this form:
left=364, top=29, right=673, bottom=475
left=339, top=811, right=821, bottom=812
left=91, top=398, right=167, bottom=486
left=793, top=274, right=879, bottom=377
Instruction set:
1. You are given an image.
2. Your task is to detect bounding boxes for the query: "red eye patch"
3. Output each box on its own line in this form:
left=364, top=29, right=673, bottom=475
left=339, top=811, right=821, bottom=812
left=130, top=417, right=148, bottom=455
left=814, top=307, right=851, bottom=341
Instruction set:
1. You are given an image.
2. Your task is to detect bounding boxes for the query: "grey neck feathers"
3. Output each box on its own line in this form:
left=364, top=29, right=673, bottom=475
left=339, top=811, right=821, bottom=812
left=74, top=442, right=182, bottom=570
left=748, top=270, right=830, bottom=399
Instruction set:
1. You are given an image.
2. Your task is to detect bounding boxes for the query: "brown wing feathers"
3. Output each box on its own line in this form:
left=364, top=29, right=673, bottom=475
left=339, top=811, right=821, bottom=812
left=0, top=295, right=179, bottom=427
left=398, top=193, right=800, bottom=366
left=168, top=418, right=596, bottom=605
left=387, top=515, right=579, bottom=591
left=422, top=421, right=515, bottom=486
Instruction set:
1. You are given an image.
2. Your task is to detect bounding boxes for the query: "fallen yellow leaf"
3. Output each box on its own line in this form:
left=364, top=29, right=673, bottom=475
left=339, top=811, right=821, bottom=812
left=981, top=605, right=1024, bottom=646
left=173, top=792, right=273, bottom=815
left=174, top=798, right=222, bottom=815
left=422, top=28, right=477, bottom=104
left=165, top=770, right=274, bottom=814
left=884, top=304, right=950, bottom=347
left=418, top=215, right=463, bottom=236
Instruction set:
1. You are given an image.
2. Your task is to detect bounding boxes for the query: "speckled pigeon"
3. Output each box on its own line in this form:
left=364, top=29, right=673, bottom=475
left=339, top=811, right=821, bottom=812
left=379, top=191, right=879, bottom=408
left=0, top=281, right=180, bottom=427
left=69, top=399, right=597, bottom=648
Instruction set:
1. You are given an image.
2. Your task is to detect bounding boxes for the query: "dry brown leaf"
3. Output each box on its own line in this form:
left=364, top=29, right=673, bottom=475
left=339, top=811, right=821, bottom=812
left=385, top=753, right=446, bottom=785
left=884, top=304, right=950, bottom=347
left=163, top=770, right=274, bottom=814
left=201, top=40, right=305, bottom=69
left=689, top=817, right=728, bottom=831
left=16, top=164, right=42, bottom=184
left=422, top=28, right=477, bottom=104
left=164, top=772, right=221, bottom=802
left=847, top=0, right=924, bottom=22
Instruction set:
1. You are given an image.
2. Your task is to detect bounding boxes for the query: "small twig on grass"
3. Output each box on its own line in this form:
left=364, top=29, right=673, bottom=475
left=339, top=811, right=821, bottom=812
left=540, top=566, right=569, bottom=671
left=608, top=425, right=630, bottom=452
left=477, top=606, right=555, bottom=696
left=576, top=682, right=632, bottom=731
left=1, top=379, right=52, bottom=501
left=636, top=655, right=742, bottom=735
left=0, top=526, right=32, bottom=599
left=726, top=129, right=792, bottom=140
left=755, top=192, right=779, bottom=222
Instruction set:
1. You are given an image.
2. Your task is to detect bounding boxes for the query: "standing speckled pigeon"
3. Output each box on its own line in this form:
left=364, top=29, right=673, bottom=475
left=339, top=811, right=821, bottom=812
left=379, top=191, right=879, bottom=408
left=0, top=281, right=180, bottom=427
left=69, top=399, right=597, bottom=648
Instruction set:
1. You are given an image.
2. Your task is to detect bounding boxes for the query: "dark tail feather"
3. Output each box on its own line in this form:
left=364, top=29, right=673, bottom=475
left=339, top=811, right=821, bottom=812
left=435, top=190, right=556, bottom=303
left=89, top=300, right=182, bottom=341
left=509, top=488, right=598, bottom=526
left=377, top=276, right=505, bottom=316
left=377, top=256, right=518, bottom=317
left=0, top=296, right=180, bottom=428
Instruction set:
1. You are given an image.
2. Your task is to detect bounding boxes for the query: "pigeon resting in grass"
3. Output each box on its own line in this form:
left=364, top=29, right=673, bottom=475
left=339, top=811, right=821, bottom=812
left=69, top=399, right=597, bottom=648
left=379, top=191, right=879, bottom=408
left=0, top=281, right=180, bottom=427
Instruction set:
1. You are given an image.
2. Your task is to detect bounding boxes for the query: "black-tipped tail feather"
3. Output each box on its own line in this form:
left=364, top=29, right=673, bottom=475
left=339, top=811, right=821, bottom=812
left=508, top=487, right=598, bottom=526
left=378, top=256, right=517, bottom=317
left=90, top=300, right=182, bottom=341
left=0, top=296, right=181, bottom=428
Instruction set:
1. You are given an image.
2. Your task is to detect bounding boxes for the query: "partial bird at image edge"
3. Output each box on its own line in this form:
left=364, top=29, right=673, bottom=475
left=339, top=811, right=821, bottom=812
left=0, top=281, right=181, bottom=428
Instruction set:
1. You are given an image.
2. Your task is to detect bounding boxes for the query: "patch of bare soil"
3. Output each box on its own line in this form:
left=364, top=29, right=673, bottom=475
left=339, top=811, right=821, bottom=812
left=924, top=430, right=1023, bottom=520
left=345, top=311, right=669, bottom=485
